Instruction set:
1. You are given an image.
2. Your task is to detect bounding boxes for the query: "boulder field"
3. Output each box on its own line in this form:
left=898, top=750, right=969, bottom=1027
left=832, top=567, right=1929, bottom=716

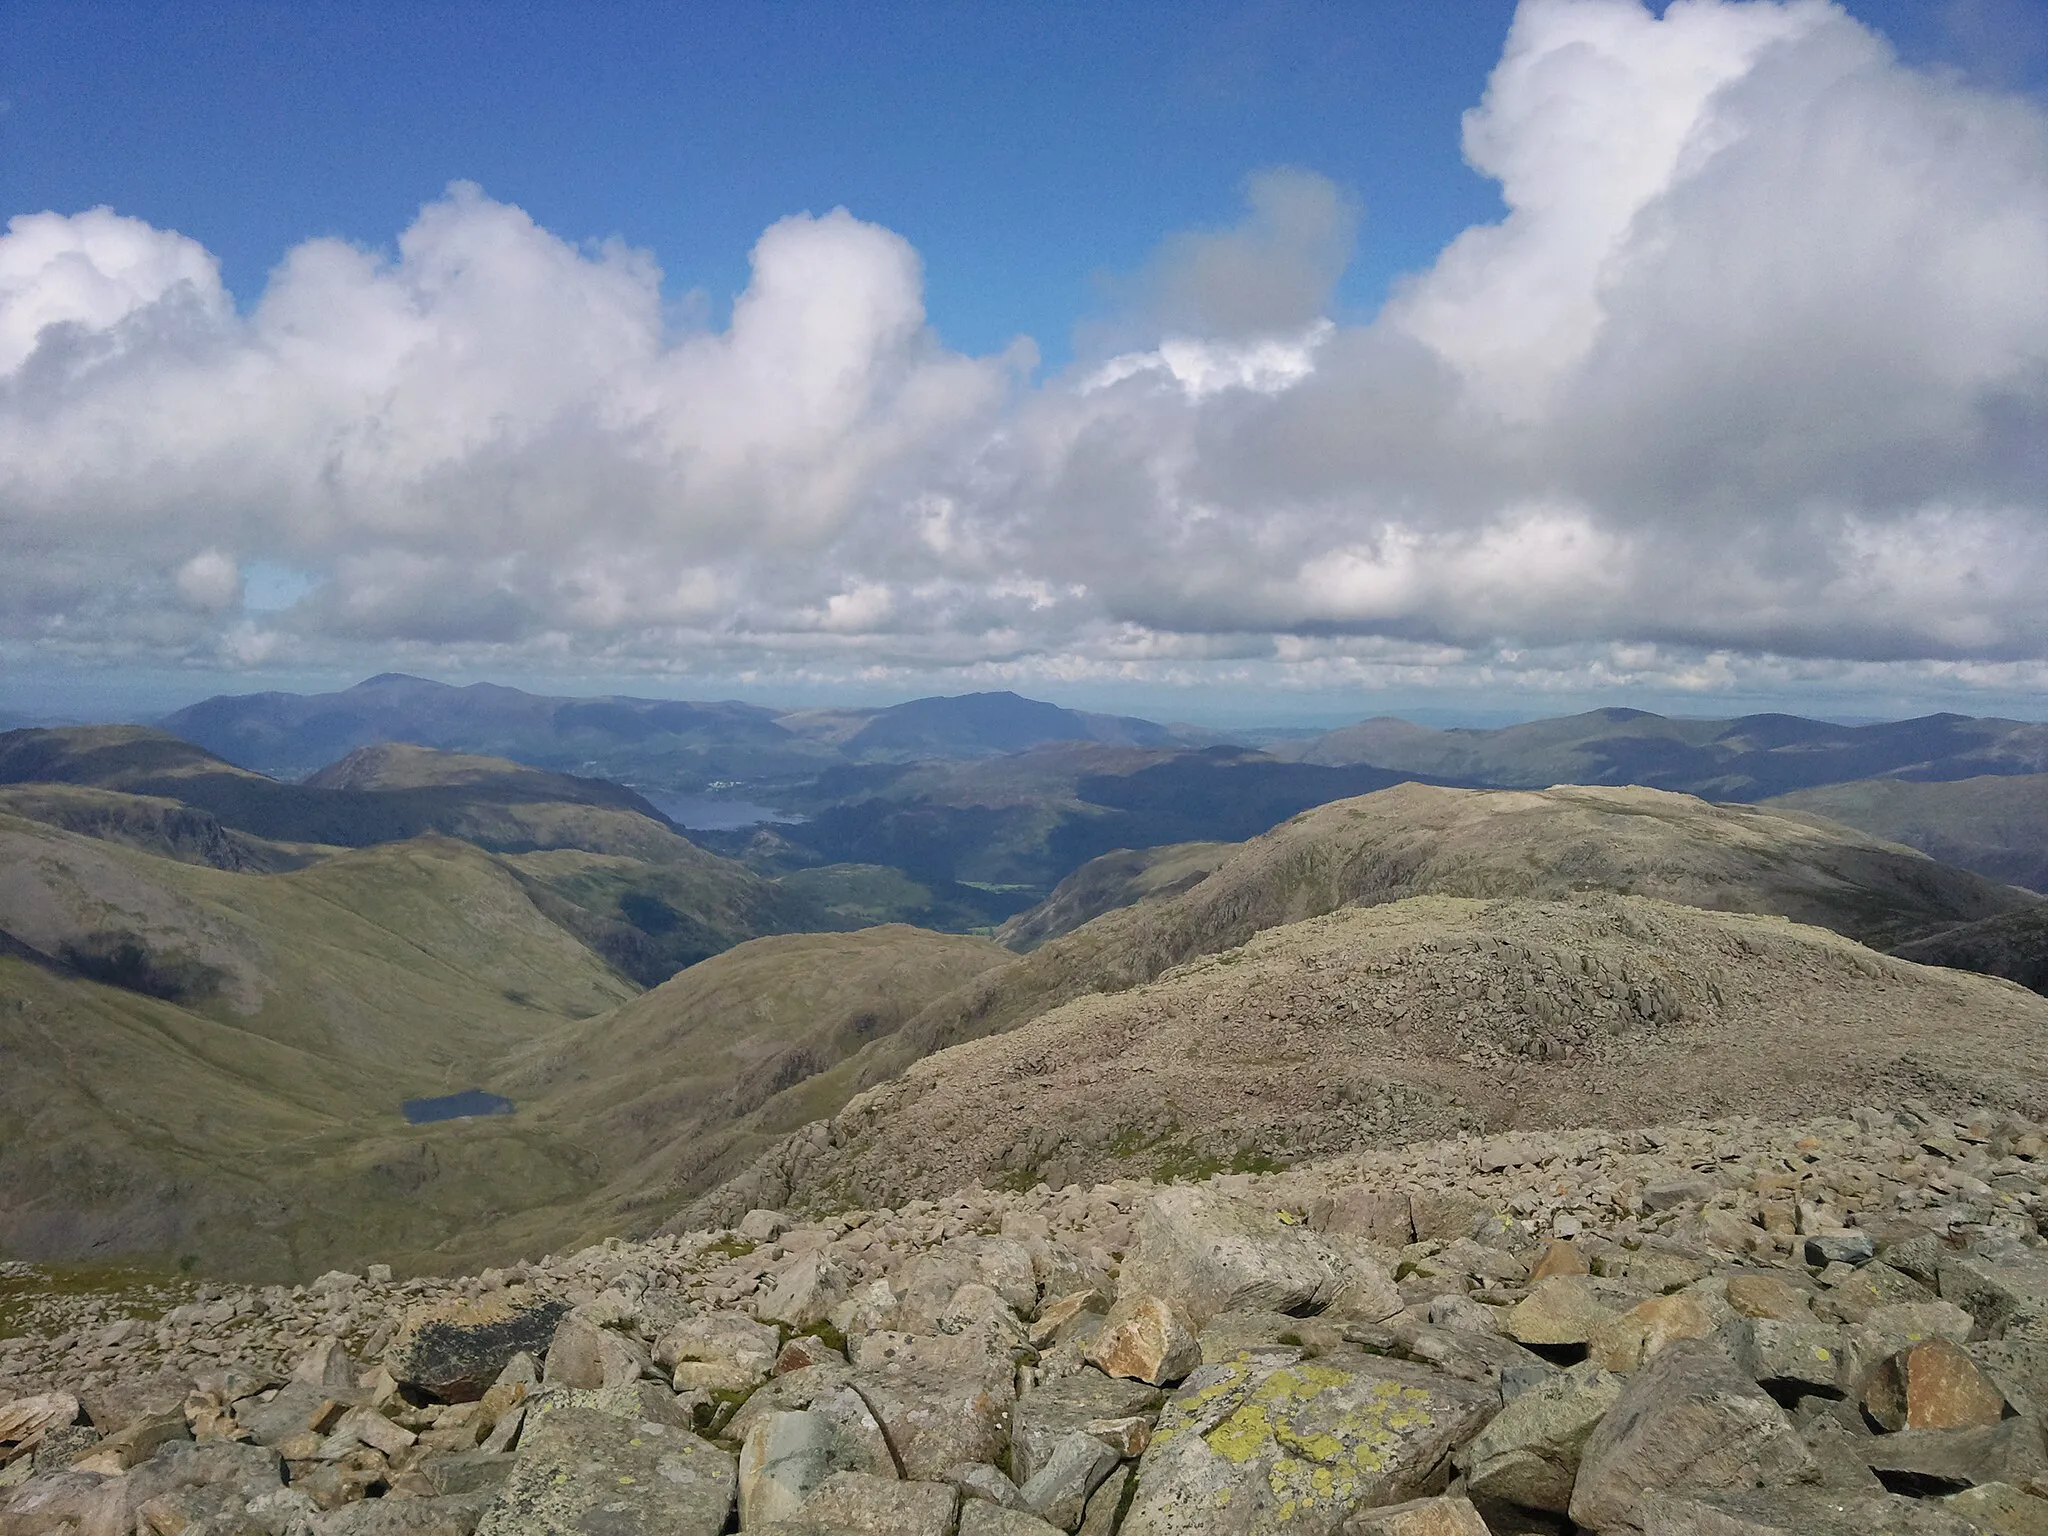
left=10, top=1102, right=2048, bottom=1532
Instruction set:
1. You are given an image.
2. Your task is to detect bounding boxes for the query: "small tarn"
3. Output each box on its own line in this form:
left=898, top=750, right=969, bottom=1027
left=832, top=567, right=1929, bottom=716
left=402, top=1089, right=515, bottom=1124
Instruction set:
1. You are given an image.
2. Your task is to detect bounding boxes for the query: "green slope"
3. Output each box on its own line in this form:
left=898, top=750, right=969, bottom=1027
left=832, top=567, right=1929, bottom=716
left=0, top=814, right=635, bottom=1277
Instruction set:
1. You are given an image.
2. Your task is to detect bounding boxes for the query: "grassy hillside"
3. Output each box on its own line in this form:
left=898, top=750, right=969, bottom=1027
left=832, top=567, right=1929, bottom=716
left=1766, top=773, right=2048, bottom=892
left=1, top=729, right=819, bottom=985
left=0, top=808, right=1016, bottom=1276
left=476, top=926, right=1011, bottom=1252
left=1894, top=906, right=2048, bottom=996
left=0, top=815, right=636, bottom=1277
left=0, top=784, right=327, bottom=873
left=996, top=841, right=1234, bottom=951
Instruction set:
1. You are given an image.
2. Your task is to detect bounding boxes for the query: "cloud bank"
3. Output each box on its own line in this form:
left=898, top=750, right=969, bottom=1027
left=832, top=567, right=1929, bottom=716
left=6, top=0, right=2048, bottom=703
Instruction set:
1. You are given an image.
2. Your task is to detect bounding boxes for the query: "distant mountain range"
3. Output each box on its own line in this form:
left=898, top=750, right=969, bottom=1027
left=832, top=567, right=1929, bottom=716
left=144, top=679, right=2048, bottom=904
left=1273, top=706, right=2048, bottom=799
left=160, top=674, right=1211, bottom=785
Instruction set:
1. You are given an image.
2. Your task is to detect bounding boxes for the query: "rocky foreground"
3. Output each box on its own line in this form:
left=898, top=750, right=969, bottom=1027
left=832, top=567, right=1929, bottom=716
left=8, top=1103, right=2048, bottom=1533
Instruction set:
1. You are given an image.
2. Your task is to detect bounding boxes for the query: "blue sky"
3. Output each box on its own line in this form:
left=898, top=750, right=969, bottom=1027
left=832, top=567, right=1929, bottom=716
left=9, top=1, right=2033, bottom=363
left=6, top=1, right=2048, bottom=725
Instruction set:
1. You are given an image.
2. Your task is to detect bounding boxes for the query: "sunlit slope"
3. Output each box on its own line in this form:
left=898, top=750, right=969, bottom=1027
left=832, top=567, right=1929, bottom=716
left=474, top=926, right=1010, bottom=1251
left=994, top=840, right=1235, bottom=951
left=682, top=893, right=2048, bottom=1222
left=805, top=782, right=2041, bottom=1103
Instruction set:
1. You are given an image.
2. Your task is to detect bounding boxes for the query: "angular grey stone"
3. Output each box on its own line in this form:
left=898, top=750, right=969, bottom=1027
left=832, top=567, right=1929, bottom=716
left=1012, top=1372, right=1162, bottom=1484
left=653, top=1312, right=780, bottom=1380
left=756, top=1252, right=853, bottom=1331
left=234, top=1382, right=358, bottom=1448
left=473, top=1398, right=734, bottom=1536
left=766, top=1470, right=957, bottom=1534
left=960, top=1505, right=1065, bottom=1536
left=950, top=1461, right=1025, bottom=1509
left=1731, top=1317, right=1849, bottom=1395
left=313, top=1491, right=498, bottom=1536
left=1016, top=1431, right=1118, bottom=1532
left=1941, top=1481, right=2048, bottom=1535
left=1343, top=1496, right=1491, bottom=1535
left=1457, top=1360, right=1625, bottom=1513
left=1116, top=1187, right=1398, bottom=1330
left=1974, top=1335, right=2048, bottom=1418
left=1644, top=1178, right=1716, bottom=1213
left=1570, top=1340, right=1818, bottom=1535
left=540, top=1315, right=649, bottom=1391
left=1941, top=1249, right=2048, bottom=1339
left=850, top=1334, right=1015, bottom=1481
left=1805, top=1233, right=1877, bottom=1268
left=1861, top=1418, right=2048, bottom=1494
left=724, top=1362, right=857, bottom=1446
left=739, top=1411, right=841, bottom=1529
left=1074, top=1466, right=1129, bottom=1536
left=1640, top=1487, right=1982, bottom=1535
left=407, top=1451, right=517, bottom=1498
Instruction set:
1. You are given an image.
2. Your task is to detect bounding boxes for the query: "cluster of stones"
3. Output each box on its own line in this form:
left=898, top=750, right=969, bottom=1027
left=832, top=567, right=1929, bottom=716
left=6, top=1101, right=2048, bottom=1534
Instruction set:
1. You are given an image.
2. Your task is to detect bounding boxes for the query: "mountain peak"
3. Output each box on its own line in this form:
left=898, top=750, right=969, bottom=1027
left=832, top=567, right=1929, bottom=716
left=354, top=672, right=441, bottom=689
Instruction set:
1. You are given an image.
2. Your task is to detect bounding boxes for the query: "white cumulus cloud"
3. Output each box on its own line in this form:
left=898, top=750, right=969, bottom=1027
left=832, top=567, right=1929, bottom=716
left=4, top=0, right=2048, bottom=709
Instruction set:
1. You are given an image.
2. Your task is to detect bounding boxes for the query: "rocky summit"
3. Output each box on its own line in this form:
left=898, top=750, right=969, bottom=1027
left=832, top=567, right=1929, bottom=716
left=9, top=1102, right=2048, bottom=1533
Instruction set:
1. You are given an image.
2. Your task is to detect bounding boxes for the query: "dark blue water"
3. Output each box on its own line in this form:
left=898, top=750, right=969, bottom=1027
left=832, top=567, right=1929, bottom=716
left=402, top=1089, right=515, bottom=1124
left=643, top=792, right=804, bottom=831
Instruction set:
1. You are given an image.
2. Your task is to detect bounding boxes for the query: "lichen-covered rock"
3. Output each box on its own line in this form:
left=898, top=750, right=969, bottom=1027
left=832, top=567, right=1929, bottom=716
left=1120, top=1354, right=1497, bottom=1536
left=385, top=1297, right=571, bottom=1405
left=473, top=1396, right=734, bottom=1536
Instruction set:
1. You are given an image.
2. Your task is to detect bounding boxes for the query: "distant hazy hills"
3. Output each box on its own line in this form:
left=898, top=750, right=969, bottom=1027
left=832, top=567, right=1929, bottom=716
left=1276, top=706, right=2048, bottom=799
left=160, top=674, right=1212, bottom=782
left=0, top=726, right=815, bottom=984
left=145, top=680, right=2048, bottom=900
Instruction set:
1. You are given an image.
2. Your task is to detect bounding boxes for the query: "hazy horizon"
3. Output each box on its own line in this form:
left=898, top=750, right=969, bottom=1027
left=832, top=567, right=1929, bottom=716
left=6, top=665, right=2041, bottom=740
